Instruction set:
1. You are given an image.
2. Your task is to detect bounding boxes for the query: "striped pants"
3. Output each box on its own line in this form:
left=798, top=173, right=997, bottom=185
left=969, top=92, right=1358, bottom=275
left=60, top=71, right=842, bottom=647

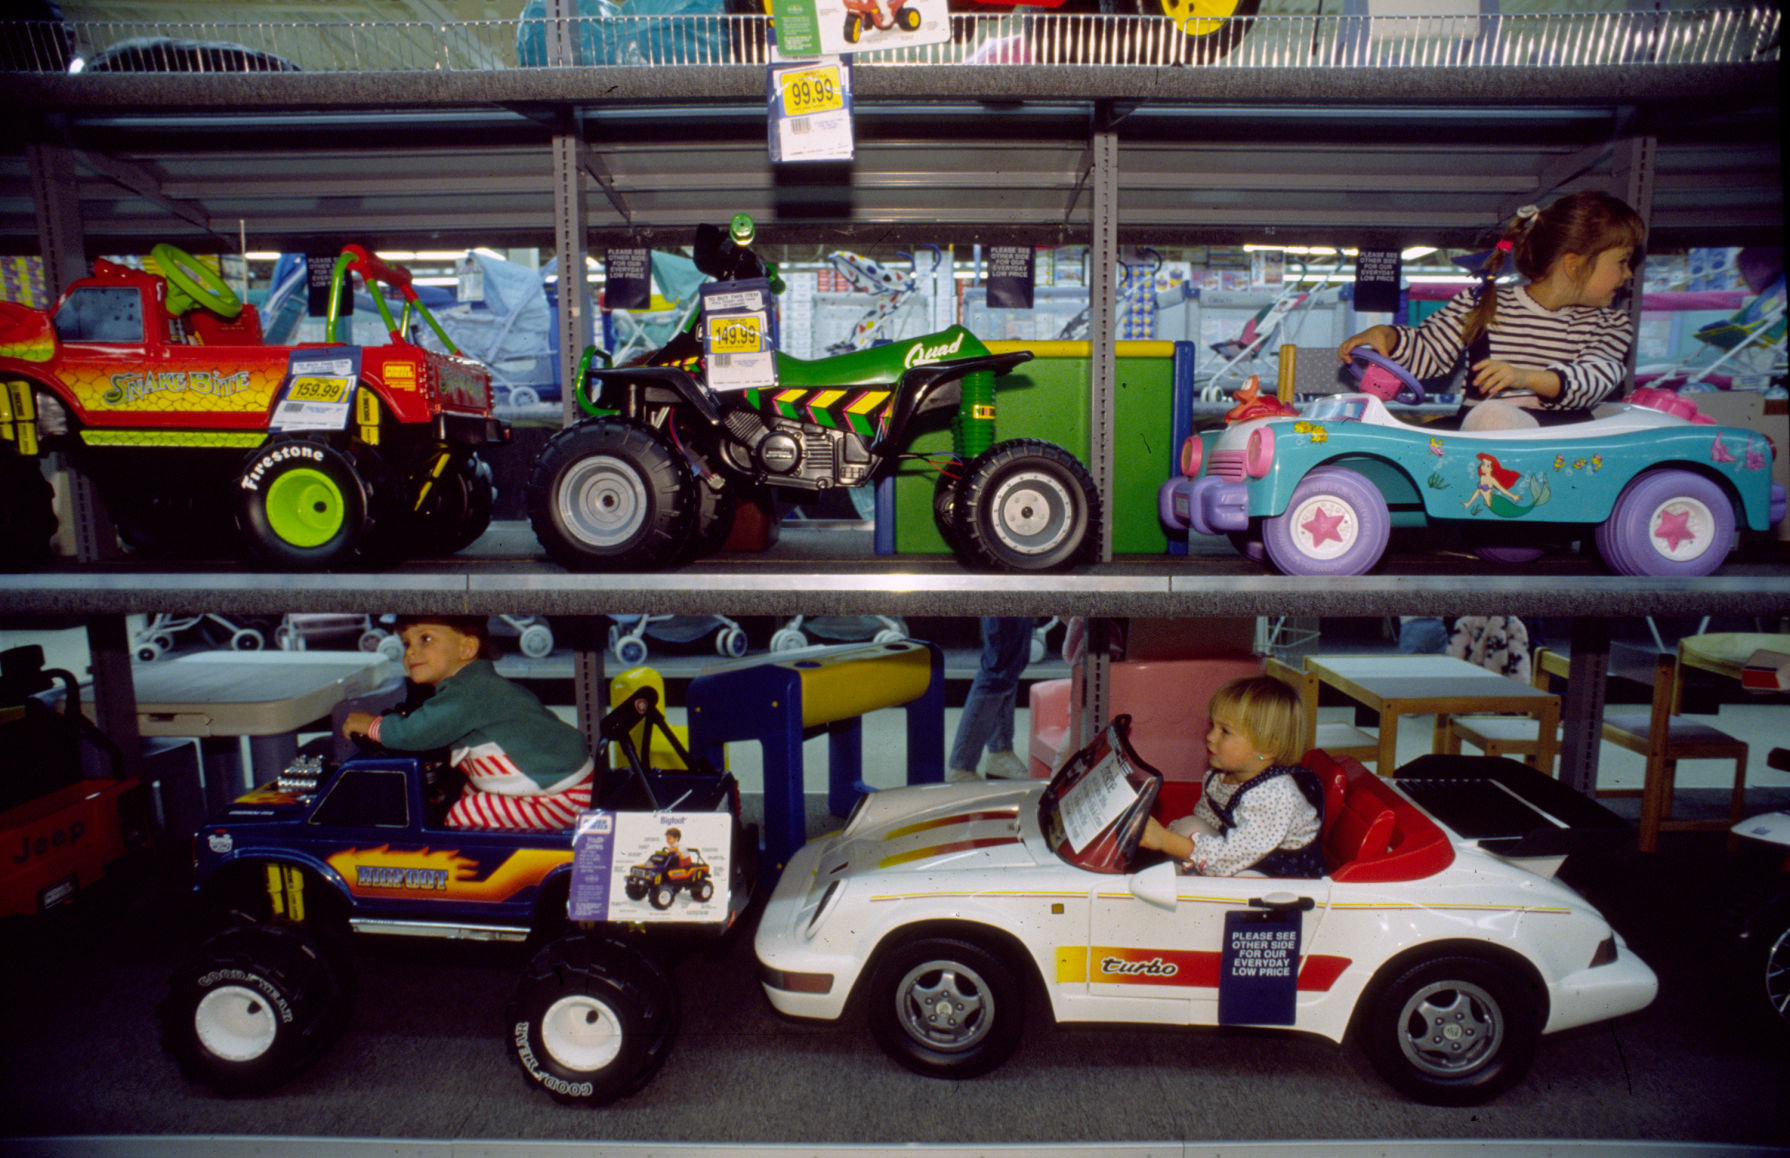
left=445, top=773, right=593, bottom=831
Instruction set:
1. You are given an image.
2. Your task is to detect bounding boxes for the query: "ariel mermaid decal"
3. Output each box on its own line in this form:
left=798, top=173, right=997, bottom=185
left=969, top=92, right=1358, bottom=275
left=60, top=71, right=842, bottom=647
left=1462, top=451, right=1551, bottom=517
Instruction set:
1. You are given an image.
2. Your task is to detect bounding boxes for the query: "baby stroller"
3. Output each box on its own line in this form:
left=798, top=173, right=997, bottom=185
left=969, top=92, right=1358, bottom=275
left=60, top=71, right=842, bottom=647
left=768, top=615, right=907, bottom=653
left=132, top=613, right=274, bottom=662
left=609, top=614, right=749, bottom=666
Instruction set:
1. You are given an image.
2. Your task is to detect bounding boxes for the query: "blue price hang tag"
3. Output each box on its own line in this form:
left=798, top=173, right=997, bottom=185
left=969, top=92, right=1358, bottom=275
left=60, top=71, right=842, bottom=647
left=567, top=811, right=617, bottom=921
left=701, top=278, right=778, bottom=391
left=270, top=348, right=360, bottom=433
left=768, top=57, right=854, bottom=163
left=1218, top=908, right=1301, bottom=1026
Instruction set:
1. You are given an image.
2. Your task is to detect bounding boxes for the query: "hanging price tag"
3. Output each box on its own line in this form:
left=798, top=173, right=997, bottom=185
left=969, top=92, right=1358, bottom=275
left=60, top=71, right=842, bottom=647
left=270, top=349, right=361, bottom=432
left=768, top=55, right=854, bottom=163
left=701, top=278, right=777, bottom=391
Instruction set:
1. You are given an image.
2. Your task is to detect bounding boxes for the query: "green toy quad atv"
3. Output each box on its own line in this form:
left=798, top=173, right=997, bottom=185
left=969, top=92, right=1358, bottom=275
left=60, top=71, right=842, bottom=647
left=527, top=215, right=1100, bottom=572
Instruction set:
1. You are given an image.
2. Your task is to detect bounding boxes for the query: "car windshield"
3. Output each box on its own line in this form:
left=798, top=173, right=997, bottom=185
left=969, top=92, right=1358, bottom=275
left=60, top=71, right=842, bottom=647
left=1302, top=396, right=1368, bottom=423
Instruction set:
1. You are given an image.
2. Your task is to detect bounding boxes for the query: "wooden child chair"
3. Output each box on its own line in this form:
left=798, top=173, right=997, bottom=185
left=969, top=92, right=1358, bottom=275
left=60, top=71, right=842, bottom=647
left=1448, top=646, right=1748, bottom=852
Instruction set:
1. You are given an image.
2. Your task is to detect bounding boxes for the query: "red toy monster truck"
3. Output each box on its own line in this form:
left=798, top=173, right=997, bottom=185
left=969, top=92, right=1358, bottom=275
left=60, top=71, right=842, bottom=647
left=625, top=845, right=716, bottom=909
left=0, top=243, right=507, bottom=569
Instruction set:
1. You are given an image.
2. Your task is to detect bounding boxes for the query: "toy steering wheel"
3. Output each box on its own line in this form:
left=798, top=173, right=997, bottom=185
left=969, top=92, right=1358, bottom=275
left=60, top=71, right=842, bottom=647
left=151, top=242, right=243, bottom=320
left=1347, top=346, right=1426, bottom=405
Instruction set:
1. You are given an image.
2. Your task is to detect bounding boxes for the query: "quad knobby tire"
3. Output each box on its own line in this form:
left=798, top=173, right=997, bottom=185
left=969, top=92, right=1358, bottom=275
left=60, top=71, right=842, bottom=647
left=682, top=461, right=738, bottom=562
left=234, top=437, right=392, bottom=569
left=866, top=934, right=1026, bottom=1079
left=931, top=468, right=962, bottom=553
left=1357, top=954, right=1540, bottom=1106
left=952, top=439, right=1099, bottom=572
left=527, top=418, right=696, bottom=572
left=159, top=922, right=352, bottom=1095
left=508, top=934, right=680, bottom=1105
left=0, top=446, right=57, bottom=570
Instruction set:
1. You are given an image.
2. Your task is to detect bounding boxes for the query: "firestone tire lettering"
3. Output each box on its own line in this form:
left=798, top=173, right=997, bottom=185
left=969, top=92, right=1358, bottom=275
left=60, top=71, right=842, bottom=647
left=233, top=437, right=382, bottom=569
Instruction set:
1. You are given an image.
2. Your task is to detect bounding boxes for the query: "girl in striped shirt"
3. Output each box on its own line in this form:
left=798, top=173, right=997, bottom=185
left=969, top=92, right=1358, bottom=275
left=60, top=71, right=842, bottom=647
left=1339, top=191, right=1646, bottom=431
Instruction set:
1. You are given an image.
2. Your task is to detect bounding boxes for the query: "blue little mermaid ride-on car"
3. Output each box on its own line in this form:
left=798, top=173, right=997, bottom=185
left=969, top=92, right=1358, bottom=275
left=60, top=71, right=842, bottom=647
left=1160, top=347, right=1786, bottom=576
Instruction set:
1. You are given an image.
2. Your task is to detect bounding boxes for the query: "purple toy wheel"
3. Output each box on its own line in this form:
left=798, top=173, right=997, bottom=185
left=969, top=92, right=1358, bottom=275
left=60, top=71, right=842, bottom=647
left=1347, top=346, right=1427, bottom=405
left=1261, top=465, right=1391, bottom=576
left=1595, top=468, right=1736, bottom=577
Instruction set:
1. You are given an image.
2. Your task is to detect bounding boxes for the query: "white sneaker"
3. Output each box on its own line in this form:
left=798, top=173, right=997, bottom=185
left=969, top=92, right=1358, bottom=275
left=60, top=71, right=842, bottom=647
left=982, top=750, right=1030, bottom=780
left=947, top=767, right=980, bottom=783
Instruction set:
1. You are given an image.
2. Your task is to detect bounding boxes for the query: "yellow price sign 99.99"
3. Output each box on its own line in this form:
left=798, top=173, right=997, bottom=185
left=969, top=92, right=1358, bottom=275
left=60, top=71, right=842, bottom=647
left=778, top=66, right=844, bottom=118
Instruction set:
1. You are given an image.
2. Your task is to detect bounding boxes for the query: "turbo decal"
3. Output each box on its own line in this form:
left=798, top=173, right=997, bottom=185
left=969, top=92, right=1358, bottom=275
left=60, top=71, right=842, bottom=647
left=877, top=836, right=1019, bottom=869
left=1057, top=945, right=1352, bottom=992
left=1091, top=946, right=1211, bottom=987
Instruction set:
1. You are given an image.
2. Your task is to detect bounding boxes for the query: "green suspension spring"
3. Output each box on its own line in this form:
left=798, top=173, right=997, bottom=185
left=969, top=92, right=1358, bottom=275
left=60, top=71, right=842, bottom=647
left=954, top=370, right=996, bottom=460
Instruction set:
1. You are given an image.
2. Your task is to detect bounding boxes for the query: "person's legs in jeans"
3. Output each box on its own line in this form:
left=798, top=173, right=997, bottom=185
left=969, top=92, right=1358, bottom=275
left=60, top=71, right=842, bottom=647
left=949, top=617, right=1033, bottom=778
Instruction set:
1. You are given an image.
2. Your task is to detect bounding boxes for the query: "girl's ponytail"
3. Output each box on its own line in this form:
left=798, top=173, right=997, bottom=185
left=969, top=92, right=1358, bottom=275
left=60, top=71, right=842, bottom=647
left=1461, top=203, right=1540, bottom=343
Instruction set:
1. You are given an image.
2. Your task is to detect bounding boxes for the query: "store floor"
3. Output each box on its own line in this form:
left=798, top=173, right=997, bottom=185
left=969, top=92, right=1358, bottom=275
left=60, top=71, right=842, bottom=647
left=5, top=702, right=1790, bottom=1158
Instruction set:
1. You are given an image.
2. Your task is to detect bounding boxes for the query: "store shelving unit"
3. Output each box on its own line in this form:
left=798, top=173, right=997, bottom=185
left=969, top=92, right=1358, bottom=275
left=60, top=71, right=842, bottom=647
left=2, top=7, right=1786, bottom=792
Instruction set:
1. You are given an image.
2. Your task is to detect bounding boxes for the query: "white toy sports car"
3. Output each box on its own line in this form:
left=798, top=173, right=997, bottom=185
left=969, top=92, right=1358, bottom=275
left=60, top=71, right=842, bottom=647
left=754, top=718, right=1657, bottom=1105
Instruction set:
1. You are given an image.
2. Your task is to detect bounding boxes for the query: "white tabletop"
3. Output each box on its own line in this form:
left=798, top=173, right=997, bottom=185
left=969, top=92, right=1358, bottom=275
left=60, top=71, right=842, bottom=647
left=126, top=650, right=396, bottom=737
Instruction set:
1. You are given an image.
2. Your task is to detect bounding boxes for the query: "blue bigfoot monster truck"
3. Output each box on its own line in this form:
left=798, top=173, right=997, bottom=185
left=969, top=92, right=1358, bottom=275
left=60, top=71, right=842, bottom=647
left=159, top=684, right=752, bottom=1104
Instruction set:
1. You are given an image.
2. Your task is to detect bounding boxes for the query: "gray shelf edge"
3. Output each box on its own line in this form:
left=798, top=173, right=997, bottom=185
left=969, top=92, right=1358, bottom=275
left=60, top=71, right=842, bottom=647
left=9, top=60, right=1779, bottom=112
left=4, top=568, right=1787, bottom=619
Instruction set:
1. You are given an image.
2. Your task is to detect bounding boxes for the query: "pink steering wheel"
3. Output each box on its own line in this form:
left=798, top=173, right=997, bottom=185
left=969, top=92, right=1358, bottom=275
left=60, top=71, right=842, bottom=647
left=1347, top=346, right=1427, bottom=405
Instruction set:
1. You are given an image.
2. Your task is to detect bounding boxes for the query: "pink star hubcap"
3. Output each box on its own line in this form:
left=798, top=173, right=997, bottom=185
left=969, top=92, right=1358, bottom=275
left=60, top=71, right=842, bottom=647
left=1301, top=505, right=1347, bottom=547
left=1651, top=499, right=1713, bottom=559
